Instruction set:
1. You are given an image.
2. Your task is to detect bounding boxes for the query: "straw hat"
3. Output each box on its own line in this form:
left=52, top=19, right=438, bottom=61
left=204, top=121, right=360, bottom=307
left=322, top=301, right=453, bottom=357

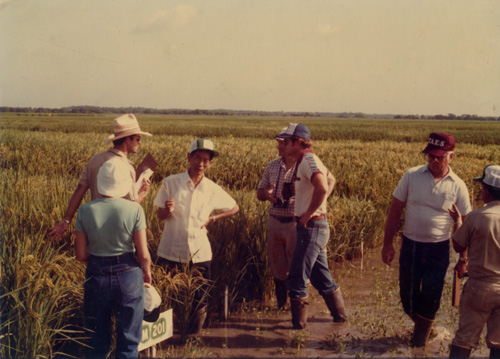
left=97, top=157, right=134, bottom=198
left=105, top=114, right=152, bottom=144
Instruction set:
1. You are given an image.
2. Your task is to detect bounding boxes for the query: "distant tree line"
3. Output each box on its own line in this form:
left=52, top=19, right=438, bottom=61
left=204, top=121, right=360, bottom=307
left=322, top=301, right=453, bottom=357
left=0, top=106, right=498, bottom=121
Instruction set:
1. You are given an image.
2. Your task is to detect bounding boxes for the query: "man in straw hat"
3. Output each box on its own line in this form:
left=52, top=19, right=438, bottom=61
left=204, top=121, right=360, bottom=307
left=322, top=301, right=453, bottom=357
left=448, top=164, right=500, bottom=359
left=382, top=132, right=472, bottom=348
left=153, top=138, right=239, bottom=334
left=49, top=113, right=152, bottom=242
left=277, top=123, right=347, bottom=329
left=257, top=127, right=297, bottom=309
left=75, top=156, right=152, bottom=359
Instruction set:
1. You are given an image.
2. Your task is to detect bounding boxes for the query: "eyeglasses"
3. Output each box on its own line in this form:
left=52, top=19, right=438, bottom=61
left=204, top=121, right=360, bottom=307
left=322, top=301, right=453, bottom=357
left=424, top=153, right=450, bottom=162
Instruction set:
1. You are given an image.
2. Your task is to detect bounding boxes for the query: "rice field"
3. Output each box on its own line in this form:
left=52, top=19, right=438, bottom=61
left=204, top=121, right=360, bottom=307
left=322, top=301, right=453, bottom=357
left=1, top=113, right=499, bottom=357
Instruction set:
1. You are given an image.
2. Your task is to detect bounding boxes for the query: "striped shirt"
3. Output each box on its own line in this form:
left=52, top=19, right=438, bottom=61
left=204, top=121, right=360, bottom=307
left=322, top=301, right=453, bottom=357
left=258, top=158, right=296, bottom=218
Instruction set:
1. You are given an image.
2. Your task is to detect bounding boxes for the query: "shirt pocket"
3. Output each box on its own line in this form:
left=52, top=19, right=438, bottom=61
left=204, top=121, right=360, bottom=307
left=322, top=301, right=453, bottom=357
left=440, top=191, right=457, bottom=211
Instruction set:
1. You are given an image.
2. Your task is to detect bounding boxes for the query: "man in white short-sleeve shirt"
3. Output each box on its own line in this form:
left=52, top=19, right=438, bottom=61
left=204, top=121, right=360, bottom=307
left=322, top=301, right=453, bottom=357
left=382, top=132, right=471, bottom=348
left=154, top=138, right=239, bottom=334
left=278, top=123, right=347, bottom=330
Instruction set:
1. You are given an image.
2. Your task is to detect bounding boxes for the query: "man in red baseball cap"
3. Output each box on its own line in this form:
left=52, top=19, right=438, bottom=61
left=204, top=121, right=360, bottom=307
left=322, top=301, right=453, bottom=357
left=382, top=132, right=472, bottom=348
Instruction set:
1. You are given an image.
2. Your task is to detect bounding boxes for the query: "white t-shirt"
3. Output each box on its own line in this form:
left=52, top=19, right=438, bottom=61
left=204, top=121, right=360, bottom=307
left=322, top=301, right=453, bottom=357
left=154, top=171, right=236, bottom=263
left=393, top=164, right=471, bottom=243
left=293, top=149, right=331, bottom=217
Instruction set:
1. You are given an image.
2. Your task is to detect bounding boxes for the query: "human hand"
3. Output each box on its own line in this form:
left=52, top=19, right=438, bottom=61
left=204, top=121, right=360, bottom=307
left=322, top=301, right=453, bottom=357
left=381, top=244, right=395, bottom=266
left=201, top=216, right=215, bottom=229
left=265, top=184, right=277, bottom=203
left=165, top=199, right=175, bottom=215
left=454, top=260, right=468, bottom=279
left=143, top=271, right=152, bottom=284
left=448, top=203, right=462, bottom=224
left=48, top=221, right=69, bottom=242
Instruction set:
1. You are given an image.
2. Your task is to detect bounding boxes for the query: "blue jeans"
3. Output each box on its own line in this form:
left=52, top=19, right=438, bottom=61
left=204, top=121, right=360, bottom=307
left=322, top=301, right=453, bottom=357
left=399, top=236, right=449, bottom=320
left=84, top=253, right=144, bottom=359
left=287, top=219, right=338, bottom=299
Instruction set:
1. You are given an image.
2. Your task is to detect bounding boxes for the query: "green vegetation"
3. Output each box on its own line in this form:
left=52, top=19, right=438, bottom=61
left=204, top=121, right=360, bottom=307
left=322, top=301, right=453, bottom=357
left=1, top=113, right=499, bottom=357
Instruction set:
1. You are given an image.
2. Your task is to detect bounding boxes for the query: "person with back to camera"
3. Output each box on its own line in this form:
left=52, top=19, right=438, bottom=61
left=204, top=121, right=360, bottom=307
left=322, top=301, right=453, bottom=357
left=382, top=132, right=472, bottom=348
left=75, top=156, right=152, bottom=359
left=257, top=127, right=297, bottom=309
left=448, top=164, right=500, bottom=359
left=49, top=113, right=152, bottom=242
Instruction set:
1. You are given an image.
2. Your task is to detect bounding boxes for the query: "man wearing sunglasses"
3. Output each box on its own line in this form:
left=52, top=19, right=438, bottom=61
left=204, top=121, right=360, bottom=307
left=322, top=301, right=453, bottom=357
left=49, top=113, right=152, bottom=242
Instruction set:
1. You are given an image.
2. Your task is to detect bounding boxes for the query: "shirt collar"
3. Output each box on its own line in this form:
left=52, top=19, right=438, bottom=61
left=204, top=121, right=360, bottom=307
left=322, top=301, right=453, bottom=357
left=182, top=170, right=205, bottom=187
left=108, top=148, right=134, bottom=165
left=420, top=164, right=459, bottom=182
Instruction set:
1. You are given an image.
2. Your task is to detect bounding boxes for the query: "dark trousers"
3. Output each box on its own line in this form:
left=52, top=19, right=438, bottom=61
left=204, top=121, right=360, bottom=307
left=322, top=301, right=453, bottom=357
left=399, top=236, right=449, bottom=320
left=157, top=257, right=211, bottom=306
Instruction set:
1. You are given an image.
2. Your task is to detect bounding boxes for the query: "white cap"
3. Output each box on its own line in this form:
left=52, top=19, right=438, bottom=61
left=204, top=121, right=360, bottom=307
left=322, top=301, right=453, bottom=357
left=97, top=157, right=134, bottom=198
left=143, top=283, right=162, bottom=322
left=474, top=164, right=500, bottom=189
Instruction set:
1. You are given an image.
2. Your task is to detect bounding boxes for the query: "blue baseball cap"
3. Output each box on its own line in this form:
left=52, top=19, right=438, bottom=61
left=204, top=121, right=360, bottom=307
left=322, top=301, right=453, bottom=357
left=276, top=123, right=311, bottom=140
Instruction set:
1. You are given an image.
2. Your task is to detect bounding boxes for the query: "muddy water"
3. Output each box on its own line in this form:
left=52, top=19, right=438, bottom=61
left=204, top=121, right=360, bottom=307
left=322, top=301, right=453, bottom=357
left=159, top=247, right=489, bottom=358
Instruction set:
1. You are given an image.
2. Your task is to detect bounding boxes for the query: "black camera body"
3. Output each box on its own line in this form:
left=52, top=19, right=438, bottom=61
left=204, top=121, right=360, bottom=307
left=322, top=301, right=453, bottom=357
left=273, top=182, right=295, bottom=208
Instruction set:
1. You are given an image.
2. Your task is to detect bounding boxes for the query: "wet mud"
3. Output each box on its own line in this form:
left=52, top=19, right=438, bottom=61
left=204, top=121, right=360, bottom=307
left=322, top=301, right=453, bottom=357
left=158, top=247, right=490, bottom=358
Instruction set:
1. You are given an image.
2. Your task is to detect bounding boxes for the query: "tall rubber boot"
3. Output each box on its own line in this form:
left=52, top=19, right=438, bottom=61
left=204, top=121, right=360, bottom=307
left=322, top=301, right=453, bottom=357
left=290, top=298, right=308, bottom=329
left=189, top=305, right=207, bottom=335
left=491, top=347, right=500, bottom=359
left=322, top=288, right=347, bottom=322
left=410, top=314, right=434, bottom=347
left=274, top=279, right=287, bottom=309
left=449, top=344, right=472, bottom=358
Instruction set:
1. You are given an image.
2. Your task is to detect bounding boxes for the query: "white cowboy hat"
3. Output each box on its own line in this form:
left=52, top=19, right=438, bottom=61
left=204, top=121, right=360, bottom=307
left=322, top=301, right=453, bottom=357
left=104, top=114, right=152, bottom=143
left=97, top=157, right=134, bottom=198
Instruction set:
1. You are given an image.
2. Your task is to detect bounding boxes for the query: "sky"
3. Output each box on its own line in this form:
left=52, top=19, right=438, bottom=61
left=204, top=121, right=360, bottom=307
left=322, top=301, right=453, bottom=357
left=1, top=0, right=499, bottom=117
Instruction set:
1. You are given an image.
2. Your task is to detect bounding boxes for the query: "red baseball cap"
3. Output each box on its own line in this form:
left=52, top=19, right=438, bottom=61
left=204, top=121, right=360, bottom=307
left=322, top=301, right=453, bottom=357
left=422, top=132, right=455, bottom=156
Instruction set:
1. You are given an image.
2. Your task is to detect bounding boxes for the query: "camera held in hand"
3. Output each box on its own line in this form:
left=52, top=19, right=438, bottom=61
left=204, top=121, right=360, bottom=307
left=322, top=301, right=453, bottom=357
left=273, top=182, right=295, bottom=208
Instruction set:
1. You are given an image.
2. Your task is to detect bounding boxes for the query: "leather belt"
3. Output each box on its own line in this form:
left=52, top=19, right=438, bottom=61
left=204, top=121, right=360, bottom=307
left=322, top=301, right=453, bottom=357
left=270, top=215, right=295, bottom=223
left=294, top=214, right=326, bottom=222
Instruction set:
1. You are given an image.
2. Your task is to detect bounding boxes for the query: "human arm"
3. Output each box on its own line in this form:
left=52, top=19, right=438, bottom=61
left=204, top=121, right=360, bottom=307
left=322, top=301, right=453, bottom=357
left=257, top=185, right=278, bottom=203
left=381, top=196, right=406, bottom=265
left=448, top=203, right=469, bottom=277
left=49, top=184, right=89, bottom=242
left=298, top=172, right=328, bottom=227
left=201, top=204, right=240, bottom=229
left=75, top=231, right=90, bottom=262
left=326, top=171, right=336, bottom=197
left=157, top=200, right=175, bottom=220
left=134, top=229, right=152, bottom=284
left=134, top=179, right=151, bottom=204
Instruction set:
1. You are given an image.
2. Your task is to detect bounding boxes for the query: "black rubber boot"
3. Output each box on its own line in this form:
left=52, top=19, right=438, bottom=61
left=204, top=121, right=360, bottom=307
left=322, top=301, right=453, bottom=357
left=322, top=288, right=347, bottom=322
left=290, top=298, right=308, bottom=329
left=274, top=279, right=287, bottom=309
left=189, top=305, right=207, bottom=335
left=410, top=314, right=434, bottom=347
left=491, top=347, right=500, bottom=359
left=449, top=344, right=472, bottom=358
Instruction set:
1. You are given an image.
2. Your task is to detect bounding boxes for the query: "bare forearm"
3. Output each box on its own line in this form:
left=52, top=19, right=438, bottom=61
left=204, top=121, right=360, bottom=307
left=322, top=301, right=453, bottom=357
left=64, top=184, right=88, bottom=221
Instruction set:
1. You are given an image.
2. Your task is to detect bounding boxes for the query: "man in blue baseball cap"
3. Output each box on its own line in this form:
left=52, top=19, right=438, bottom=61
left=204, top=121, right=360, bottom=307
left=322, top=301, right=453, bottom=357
left=278, top=123, right=347, bottom=329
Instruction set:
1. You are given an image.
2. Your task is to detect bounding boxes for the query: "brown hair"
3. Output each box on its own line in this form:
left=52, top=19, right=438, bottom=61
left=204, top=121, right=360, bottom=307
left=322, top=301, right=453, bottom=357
left=291, top=136, right=312, bottom=149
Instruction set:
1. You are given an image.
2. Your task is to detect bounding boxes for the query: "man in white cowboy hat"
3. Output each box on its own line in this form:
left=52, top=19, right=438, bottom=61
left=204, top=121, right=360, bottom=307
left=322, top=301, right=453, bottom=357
left=448, top=164, right=500, bottom=359
left=49, top=113, right=152, bottom=242
left=153, top=138, right=239, bottom=334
